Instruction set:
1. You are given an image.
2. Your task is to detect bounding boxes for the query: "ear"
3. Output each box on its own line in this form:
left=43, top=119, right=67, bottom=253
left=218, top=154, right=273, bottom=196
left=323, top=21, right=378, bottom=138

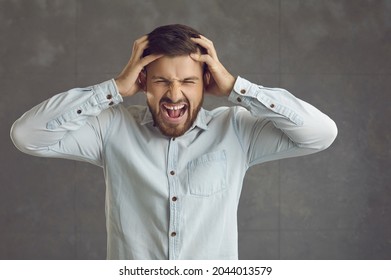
left=138, top=70, right=147, bottom=92
left=203, top=71, right=211, bottom=90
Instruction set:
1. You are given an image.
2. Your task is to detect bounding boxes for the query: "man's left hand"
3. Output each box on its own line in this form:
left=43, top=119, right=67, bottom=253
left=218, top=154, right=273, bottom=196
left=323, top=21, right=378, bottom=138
left=190, top=36, right=235, bottom=96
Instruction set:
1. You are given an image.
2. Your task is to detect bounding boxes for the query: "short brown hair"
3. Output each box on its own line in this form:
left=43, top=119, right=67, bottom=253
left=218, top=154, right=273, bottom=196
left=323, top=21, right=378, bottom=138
left=142, top=24, right=207, bottom=57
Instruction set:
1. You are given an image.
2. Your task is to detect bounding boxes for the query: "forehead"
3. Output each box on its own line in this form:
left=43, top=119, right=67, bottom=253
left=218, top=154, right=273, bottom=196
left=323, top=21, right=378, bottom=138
left=146, top=55, right=203, bottom=79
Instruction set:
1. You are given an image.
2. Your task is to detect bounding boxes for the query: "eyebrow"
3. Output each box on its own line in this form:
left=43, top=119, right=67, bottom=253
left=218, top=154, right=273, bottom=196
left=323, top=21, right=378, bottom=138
left=151, top=76, right=200, bottom=82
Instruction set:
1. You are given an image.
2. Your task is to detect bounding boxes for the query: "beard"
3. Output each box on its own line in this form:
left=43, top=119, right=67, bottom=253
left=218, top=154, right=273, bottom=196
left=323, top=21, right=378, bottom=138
left=147, top=95, right=203, bottom=138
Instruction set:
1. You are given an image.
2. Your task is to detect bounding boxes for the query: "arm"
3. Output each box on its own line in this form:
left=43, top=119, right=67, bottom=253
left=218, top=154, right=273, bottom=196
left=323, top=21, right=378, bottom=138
left=10, top=35, right=162, bottom=165
left=10, top=80, right=122, bottom=166
left=228, top=77, right=337, bottom=166
left=191, top=36, right=337, bottom=166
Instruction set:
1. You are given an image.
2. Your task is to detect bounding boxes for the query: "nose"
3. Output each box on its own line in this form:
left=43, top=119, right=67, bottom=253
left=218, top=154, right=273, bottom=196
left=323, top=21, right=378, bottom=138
left=167, top=81, right=183, bottom=102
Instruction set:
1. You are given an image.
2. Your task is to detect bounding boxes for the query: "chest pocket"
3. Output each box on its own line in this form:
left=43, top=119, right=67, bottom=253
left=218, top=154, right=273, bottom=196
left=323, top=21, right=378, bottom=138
left=187, top=150, right=227, bottom=197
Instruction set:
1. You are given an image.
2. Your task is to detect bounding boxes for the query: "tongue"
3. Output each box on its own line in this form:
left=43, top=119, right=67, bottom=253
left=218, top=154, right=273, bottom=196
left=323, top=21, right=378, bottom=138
left=168, top=109, right=181, bottom=118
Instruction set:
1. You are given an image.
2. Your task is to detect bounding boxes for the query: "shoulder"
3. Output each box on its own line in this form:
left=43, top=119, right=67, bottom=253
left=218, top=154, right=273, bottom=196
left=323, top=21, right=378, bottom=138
left=124, top=105, right=148, bottom=121
left=95, top=104, right=148, bottom=127
left=201, top=106, right=250, bottom=129
left=205, top=105, right=249, bottom=120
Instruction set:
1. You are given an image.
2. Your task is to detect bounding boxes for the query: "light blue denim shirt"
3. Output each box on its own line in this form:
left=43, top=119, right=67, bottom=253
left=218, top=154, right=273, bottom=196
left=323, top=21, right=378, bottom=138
left=10, top=76, right=337, bottom=259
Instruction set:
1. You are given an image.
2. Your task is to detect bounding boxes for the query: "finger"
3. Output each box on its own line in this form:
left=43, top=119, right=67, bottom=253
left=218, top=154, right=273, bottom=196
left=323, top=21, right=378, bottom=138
left=191, top=37, right=218, bottom=60
left=193, top=35, right=214, bottom=46
left=132, top=39, right=149, bottom=59
left=199, top=35, right=214, bottom=45
left=135, top=34, right=148, bottom=43
left=139, top=53, right=163, bottom=68
left=190, top=53, right=221, bottom=74
left=132, top=35, right=149, bottom=50
left=190, top=53, right=216, bottom=68
left=191, top=37, right=214, bottom=52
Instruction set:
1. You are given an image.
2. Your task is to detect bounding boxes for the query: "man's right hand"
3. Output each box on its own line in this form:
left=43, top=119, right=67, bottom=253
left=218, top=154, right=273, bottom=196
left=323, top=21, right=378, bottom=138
left=115, top=35, right=163, bottom=97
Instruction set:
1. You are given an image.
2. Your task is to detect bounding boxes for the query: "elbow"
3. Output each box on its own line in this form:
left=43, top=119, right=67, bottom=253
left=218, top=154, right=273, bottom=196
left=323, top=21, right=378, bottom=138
left=318, top=118, right=338, bottom=150
left=299, top=118, right=338, bottom=152
left=10, top=119, right=31, bottom=154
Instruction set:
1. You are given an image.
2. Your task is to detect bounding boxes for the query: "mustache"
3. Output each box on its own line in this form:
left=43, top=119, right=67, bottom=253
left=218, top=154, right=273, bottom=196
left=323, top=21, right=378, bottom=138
left=160, top=97, right=188, bottom=105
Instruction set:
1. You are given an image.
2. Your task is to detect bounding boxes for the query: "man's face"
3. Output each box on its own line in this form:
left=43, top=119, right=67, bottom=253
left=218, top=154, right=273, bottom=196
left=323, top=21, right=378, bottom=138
left=144, top=55, right=204, bottom=138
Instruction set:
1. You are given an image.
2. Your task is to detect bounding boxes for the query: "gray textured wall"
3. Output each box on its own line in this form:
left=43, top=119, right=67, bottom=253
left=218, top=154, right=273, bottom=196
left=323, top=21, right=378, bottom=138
left=1, top=0, right=390, bottom=259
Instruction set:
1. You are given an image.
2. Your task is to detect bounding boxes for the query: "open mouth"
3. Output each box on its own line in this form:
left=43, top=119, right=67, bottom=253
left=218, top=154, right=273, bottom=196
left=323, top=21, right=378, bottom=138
left=161, top=103, right=188, bottom=120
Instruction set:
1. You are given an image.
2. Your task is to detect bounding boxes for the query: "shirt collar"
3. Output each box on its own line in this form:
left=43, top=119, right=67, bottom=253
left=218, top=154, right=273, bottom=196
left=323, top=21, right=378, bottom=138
left=140, top=107, right=210, bottom=131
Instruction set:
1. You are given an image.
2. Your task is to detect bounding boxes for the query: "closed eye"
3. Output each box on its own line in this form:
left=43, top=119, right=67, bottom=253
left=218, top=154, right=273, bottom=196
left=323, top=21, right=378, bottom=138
left=154, top=80, right=170, bottom=85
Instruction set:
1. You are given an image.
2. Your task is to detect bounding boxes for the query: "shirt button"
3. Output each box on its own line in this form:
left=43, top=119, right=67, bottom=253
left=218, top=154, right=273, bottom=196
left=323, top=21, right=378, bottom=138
left=172, top=196, right=178, bottom=202
left=237, top=97, right=242, bottom=102
left=270, top=104, right=275, bottom=108
left=109, top=101, right=114, bottom=106
left=240, top=89, right=246, bottom=94
left=106, top=94, right=112, bottom=100
left=77, top=109, right=82, bottom=114
left=170, top=170, right=175, bottom=176
left=171, top=232, right=177, bottom=237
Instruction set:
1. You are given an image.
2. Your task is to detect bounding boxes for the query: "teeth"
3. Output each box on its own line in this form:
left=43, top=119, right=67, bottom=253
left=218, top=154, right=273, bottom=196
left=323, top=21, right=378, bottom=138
left=163, top=104, right=185, bottom=110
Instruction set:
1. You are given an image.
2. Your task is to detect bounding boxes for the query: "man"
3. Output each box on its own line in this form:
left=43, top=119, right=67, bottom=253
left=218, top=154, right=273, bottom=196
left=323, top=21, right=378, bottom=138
left=10, top=24, right=337, bottom=259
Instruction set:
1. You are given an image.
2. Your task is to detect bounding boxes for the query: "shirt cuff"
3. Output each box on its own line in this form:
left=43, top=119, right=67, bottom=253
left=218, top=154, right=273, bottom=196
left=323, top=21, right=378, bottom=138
left=228, top=76, right=304, bottom=126
left=228, top=76, right=258, bottom=107
left=92, top=79, right=123, bottom=107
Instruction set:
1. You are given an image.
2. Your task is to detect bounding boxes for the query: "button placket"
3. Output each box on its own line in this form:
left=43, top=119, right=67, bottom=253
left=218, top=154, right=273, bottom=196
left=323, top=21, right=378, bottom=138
left=167, top=138, right=179, bottom=259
